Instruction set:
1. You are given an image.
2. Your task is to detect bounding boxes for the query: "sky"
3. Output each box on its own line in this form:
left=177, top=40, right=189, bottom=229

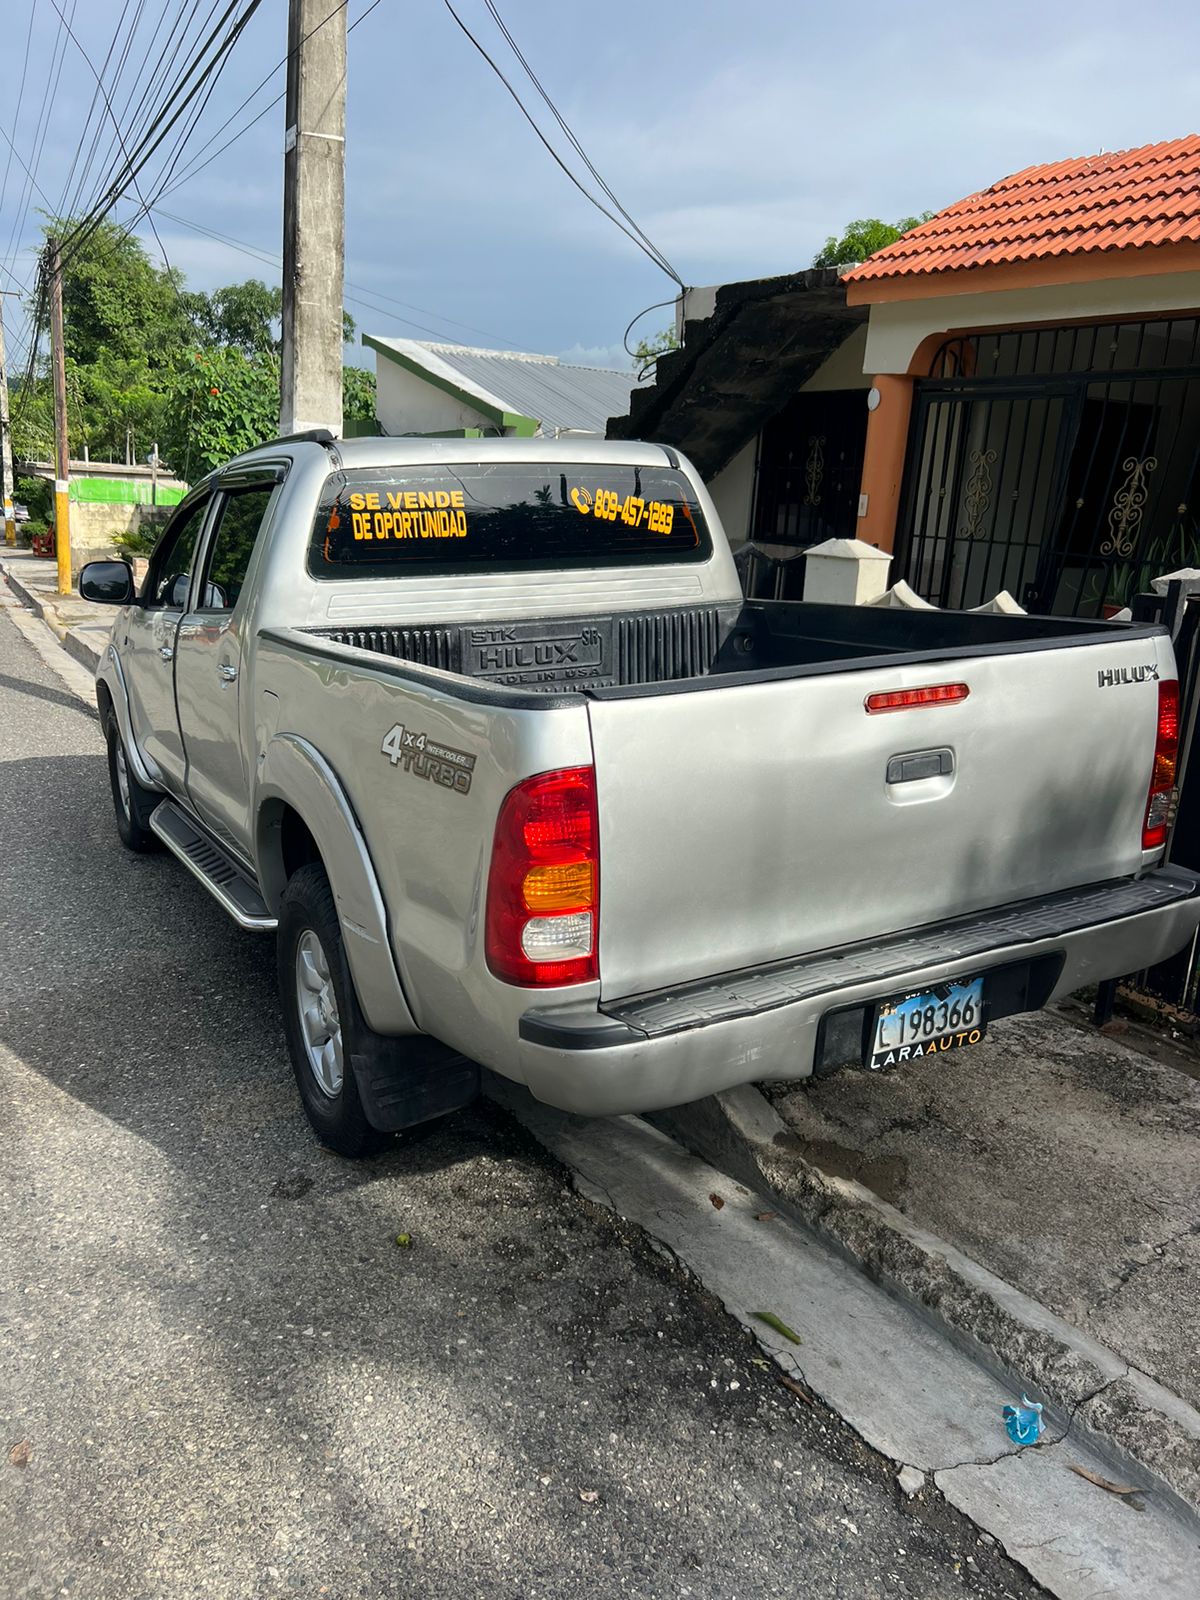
left=2, top=0, right=1200, bottom=380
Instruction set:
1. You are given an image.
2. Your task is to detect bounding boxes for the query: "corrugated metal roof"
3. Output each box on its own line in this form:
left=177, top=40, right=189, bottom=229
left=369, top=337, right=636, bottom=434
left=843, top=134, right=1200, bottom=283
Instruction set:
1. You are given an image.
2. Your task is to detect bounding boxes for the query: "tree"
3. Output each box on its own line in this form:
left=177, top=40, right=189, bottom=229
left=343, top=365, right=376, bottom=426
left=812, top=213, right=935, bottom=269
left=632, top=326, right=679, bottom=376
left=159, top=347, right=281, bottom=480
left=13, top=216, right=378, bottom=480
left=200, top=279, right=282, bottom=355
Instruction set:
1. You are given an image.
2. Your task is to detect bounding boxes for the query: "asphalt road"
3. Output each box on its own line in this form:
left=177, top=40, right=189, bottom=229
left=0, top=599, right=1042, bottom=1600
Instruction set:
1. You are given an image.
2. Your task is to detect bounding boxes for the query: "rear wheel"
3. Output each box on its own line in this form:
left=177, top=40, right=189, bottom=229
left=277, top=863, right=386, bottom=1158
left=104, top=706, right=159, bottom=852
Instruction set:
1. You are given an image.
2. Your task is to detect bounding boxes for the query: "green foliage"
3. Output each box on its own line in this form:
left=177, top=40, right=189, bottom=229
left=160, top=346, right=281, bottom=480
left=812, top=213, right=935, bottom=269
left=633, top=326, right=679, bottom=372
left=199, top=279, right=282, bottom=355
left=16, top=475, right=51, bottom=522
left=343, top=365, right=376, bottom=423
left=14, top=220, right=370, bottom=483
left=113, top=525, right=162, bottom=558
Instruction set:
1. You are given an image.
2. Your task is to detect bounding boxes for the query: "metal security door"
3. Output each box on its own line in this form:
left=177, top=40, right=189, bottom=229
left=898, top=386, right=1073, bottom=611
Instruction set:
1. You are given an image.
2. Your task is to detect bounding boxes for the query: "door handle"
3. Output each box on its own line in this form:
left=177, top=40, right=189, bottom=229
left=217, top=663, right=238, bottom=683
left=159, top=645, right=174, bottom=662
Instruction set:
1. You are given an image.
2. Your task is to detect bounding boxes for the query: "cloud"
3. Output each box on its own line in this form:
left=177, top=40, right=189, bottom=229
left=557, top=341, right=632, bottom=370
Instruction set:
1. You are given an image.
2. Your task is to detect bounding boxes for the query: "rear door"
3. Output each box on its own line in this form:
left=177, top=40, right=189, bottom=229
left=119, top=493, right=212, bottom=792
left=587, top=635, right=1169, bottom=999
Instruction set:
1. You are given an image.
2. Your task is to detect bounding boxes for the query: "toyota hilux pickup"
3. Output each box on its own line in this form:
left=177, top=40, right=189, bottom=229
left=79, top=432, right=1200, bottom=1155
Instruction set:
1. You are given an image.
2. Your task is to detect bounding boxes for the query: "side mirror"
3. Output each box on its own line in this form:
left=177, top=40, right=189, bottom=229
left=79, top=560, right=135, bottom=605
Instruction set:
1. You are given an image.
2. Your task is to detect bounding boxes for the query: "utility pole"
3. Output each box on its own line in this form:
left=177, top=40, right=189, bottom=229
left=0, top=290, right=17, bottom=548
left=279, top=0, right=346, bottom=437
left=47, top=238, right=72, bottom=595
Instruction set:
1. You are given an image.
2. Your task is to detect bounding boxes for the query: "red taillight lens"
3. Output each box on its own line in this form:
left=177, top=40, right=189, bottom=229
left=865, top=682, right=970, bottom=713
left=486, top=767, right=599, bottom=986
left=1143, top=678, right=1180, bottom=850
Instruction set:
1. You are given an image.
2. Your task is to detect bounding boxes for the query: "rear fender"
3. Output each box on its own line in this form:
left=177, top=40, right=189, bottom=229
left=255, top=734, right=419, bottom=1035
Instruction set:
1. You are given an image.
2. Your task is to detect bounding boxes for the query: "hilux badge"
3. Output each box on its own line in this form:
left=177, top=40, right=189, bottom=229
left=1097, top=664, right=1159, bottom=687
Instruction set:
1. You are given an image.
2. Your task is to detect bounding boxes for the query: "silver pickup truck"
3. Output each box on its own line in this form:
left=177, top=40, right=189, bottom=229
left=80, top=433, right=1200, bottom=1155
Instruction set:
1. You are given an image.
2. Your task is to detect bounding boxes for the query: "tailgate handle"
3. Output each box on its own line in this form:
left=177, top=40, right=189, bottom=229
left=887, top=748, right=954, bottom=785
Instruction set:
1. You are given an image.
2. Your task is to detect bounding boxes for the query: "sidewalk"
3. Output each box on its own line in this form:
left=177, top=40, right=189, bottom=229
left=0, top=548, right=113, bottom=674
left=655, top=1004, right=1200, bottom=1521
left=767, top=1006, right=1200, bottom=1413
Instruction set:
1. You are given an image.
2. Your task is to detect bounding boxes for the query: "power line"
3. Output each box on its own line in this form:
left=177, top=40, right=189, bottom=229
left=479, top=0, right=681, bottom=286
left=0, top=3, right=38, bottom=226
left=58, top=0, right=263, bottom=270
left=46, top=0, right=188, bottom=286
left=440, top=0, right=684, bottom=290
left=2, top=0, right=78, bottom=278
left=54, top=0, right=141, bottom=220
left=152, top=205, right=526, bottom=349
left=145, top=0, right=383, bottom=206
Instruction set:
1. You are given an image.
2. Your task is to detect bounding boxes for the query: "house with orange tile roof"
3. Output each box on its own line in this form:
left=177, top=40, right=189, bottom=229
left=609, top=135, right=1200, bottom=617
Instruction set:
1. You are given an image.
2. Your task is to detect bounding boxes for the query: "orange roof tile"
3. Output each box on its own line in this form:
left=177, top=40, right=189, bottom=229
left=843, top=136, right=1200, bottom=282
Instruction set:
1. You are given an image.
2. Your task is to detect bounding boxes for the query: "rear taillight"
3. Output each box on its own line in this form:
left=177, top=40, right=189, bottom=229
left=486, top=767, right=599, bottom=986
left=1143, top=679, right=1180, bottom=851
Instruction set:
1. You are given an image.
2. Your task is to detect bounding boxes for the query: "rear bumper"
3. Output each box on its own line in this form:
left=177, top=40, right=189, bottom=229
left=516, top=867, right=1200, bottom=1116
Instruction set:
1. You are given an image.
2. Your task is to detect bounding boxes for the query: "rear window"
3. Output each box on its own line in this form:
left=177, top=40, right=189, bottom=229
left=308, top=461, right=711, bottom=579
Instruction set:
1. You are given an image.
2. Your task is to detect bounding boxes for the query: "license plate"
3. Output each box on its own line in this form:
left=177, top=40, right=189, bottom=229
left=869, top=977, right=986, bottom=1070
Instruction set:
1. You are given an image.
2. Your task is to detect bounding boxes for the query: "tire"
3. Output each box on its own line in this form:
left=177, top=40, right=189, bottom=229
left=277, top=862, right=388, bottom=1158
left=104, top=707, right=160, bottom=852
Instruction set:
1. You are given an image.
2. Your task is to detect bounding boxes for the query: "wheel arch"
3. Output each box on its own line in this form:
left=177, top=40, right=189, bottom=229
left=255, top=735, right=418, bottom=1036
left=97, top=651, right=161, bottom=792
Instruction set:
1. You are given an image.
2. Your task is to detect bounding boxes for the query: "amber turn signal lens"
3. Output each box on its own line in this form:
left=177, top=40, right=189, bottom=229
left=522, top=860, right=595, bottom=912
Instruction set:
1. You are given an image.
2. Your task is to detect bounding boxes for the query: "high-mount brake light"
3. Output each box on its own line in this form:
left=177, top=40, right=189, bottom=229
left=1143, top=679, right=1180, bottom=851
left=865, top=682, right=970, bottom=714
left=486, top=767, right=599, bottom=986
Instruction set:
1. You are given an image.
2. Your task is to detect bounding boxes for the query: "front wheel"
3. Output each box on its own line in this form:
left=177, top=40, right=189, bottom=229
left=104, top=707, right=159, bottom=852
left=277, top=863, right=386, bottom=1158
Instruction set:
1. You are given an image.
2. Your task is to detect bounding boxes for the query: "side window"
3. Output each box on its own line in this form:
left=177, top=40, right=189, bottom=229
left=144, top=498, right=209, bottom=608
left=197, top=485, right=275, bottom=614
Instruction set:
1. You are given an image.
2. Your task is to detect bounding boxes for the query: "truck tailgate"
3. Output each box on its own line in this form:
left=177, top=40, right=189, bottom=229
left=587, top=636, right=1169, bottom=999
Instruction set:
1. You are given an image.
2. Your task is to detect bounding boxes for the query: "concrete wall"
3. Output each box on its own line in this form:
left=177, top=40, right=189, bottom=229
left=68, top=502, right=174, bottom=573
left=800, top=325, right=871, bottom=392
left=703, top=328, right=872, bottom=544
left=707, top=438, right=757, bottom=547
left=375, top=358, right=494, bottom=435
left=864, top=269, right=1200, bottom=375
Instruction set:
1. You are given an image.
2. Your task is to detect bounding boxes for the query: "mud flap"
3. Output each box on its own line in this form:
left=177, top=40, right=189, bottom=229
left=351, top=1039, right=480, bottom=1132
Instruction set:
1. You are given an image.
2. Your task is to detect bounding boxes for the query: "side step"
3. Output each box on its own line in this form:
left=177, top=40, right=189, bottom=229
left=150, top=799, right=277, bottom=932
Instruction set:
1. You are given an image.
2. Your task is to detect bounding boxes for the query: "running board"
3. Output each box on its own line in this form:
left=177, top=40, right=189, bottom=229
left=150, top=800, right=277, bottom=932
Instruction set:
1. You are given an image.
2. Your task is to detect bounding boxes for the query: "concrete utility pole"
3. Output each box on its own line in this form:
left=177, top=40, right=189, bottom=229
left=47, top=238, right=72, bottom=594
left=279, top=0, right=346, bottom=438
left=0, top=291, right=16, bottom=547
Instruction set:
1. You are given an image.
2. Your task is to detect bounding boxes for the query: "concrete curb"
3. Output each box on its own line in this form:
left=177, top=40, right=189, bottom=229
left=0, top=559, right=106, bottom=674
left=0, top=558, right=55, bottom=622
left=651, top=1085, right=1200, bottom=1523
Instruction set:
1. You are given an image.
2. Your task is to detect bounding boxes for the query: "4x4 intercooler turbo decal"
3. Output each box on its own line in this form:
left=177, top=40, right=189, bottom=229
left=381, top=723, right=476, bottom=794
